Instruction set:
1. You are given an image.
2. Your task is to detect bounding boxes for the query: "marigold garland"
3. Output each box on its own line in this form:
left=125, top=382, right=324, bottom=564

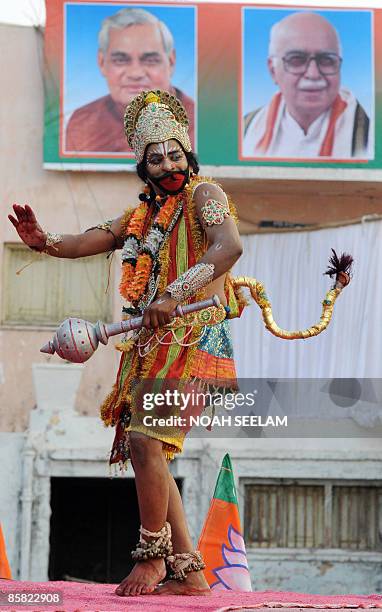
left=129, top=202, right=149, bottom=239
left=120, top=194, right=181, bottom=305
left=119, top=262, right=135, bottom=297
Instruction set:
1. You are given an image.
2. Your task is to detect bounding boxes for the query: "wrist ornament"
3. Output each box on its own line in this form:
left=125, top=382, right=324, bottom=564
left=43, top=232, right=64, bottom=253
left=29, top=232, right=63, bottom=253
left=166, top=262, right=215, bottom=303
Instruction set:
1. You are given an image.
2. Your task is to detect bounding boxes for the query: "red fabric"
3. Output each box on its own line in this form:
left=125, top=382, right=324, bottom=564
left=1, top=580, right=381, bottom=612
left=255, top=92, right=282, bottom=154
left=190, top=349, right=237, bottom=382
left=65, top=88, right=195, bottom=153
left=319, top=94, right=347, bottom=156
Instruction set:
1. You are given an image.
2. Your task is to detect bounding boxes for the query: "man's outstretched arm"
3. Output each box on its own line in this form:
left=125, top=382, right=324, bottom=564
left=8, top=203, right=124, bottom=258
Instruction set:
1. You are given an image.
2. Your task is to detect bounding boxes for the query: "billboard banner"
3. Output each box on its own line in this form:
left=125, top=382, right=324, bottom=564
left=44, top=1, right=382, bottom=172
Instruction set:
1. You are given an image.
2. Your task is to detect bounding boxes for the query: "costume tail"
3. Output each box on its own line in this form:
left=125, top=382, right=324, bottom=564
left=232, top=249, right=353, bottom=340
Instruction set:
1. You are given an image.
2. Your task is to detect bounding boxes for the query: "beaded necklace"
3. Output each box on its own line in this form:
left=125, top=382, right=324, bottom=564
left=119, top=193, right=183, bottom=306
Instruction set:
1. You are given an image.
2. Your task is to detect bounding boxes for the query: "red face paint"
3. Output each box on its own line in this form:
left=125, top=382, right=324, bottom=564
left=158, top=172, right=187, bottom=192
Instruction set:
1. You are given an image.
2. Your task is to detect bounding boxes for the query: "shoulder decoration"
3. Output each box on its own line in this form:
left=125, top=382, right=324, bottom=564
left=124, top=90, right=192, bottom=163
left=201, top=199, right=230, bottom=227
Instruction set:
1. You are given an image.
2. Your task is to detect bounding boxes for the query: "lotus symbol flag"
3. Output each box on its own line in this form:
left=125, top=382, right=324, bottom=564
left=197, top=454, right=252, bottom=591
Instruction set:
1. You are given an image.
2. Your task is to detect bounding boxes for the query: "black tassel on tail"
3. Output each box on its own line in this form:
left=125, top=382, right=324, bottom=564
left=324, top=249, right=354, bottom=287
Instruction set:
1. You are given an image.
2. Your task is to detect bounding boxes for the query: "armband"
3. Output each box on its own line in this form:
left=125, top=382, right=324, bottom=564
left=201, top=199, right=230, bottom=227
left=85, top=220, right=118, bottom=249
left=166, top=263, right=215, bottom=302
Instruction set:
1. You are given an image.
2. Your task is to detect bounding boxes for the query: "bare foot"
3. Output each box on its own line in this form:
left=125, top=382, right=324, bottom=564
left=152, top=570, right=211, bottom=596
left=115, top=558, right=166, bottom=597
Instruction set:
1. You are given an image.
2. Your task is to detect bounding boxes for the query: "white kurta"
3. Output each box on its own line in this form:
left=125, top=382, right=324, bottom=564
left=243, top=89, right=372, bottom=160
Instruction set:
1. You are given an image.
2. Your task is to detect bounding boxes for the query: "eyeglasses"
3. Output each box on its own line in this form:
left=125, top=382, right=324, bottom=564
left=281, top=52, right=342, bottom=75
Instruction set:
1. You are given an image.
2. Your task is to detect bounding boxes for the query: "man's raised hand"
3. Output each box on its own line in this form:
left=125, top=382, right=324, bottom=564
left=8, top=204, right=46, bottom=250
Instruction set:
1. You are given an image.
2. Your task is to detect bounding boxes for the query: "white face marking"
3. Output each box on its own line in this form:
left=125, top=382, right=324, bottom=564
left=148, top=142, right=168, bottom=157
left=146, top=140, right=184, bottom=168
left=160, top=142, right=169, bottom=157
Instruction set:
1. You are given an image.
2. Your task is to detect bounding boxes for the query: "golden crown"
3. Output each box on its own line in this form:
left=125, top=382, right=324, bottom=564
left=124, top=90, right=192, bottom=163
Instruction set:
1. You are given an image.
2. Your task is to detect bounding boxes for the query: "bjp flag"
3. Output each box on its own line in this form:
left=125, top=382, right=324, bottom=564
left=197, top=453, right=252, bottom=591
left=0, top=524, right=11, bottom=579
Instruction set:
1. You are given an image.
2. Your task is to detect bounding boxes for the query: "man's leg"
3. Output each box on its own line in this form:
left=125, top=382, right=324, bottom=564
left=153, top=473, right=210, bottom=595
left=115, top=432, right=170, bottom=597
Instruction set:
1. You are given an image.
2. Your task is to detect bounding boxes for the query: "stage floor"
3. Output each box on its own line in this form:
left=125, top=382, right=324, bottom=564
left=0, top=580, right=381, bottom=612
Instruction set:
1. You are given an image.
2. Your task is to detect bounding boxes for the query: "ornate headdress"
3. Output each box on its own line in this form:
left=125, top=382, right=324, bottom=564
left=124, top=90, right=192, bottom=163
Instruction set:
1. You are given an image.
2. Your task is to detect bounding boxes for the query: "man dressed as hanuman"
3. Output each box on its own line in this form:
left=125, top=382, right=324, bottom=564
left=9, top=88, right=354, bottom=595
left=9, top=90, right=246, bottom=596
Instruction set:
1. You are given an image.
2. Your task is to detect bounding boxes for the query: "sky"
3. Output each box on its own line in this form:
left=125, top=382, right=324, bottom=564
left=1, top=0, right=381, bottom=27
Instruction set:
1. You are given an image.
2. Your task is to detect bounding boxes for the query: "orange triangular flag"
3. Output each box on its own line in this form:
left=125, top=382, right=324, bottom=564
left=197, top=453, right=252, bottom=591
left=0, top=524, right=12, bottom=579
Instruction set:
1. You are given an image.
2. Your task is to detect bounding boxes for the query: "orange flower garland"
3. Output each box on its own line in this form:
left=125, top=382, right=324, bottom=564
left=120, top=195, right=181, bottom=305
left=128, top=201, right=149, bottom=239
left=127, top=253, right=152, bottom=302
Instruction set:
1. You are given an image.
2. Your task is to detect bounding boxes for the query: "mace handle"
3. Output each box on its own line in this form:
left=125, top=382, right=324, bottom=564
left=95, top=295, right=221, bottom=345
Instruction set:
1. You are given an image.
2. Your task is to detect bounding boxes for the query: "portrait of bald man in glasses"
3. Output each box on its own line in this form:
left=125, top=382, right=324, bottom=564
left=243, top=11, right=371, bottom=159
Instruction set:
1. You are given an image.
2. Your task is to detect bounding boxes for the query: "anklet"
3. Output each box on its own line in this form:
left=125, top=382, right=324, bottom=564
left=166, top=550, right=206, bottom=581
left=131, top=522, right=173, bottom=561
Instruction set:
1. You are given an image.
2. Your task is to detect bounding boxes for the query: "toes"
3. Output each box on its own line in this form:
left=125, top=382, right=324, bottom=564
left=115, top=580, right=132, bottom=597
left=130, top=582, right=142, bottom=597
left=135, top=583, right=144, bottom=596
left=139, top=583, right=150, bottom=595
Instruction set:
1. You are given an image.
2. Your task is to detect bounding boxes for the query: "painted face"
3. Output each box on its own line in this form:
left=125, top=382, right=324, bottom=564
left=145, top=139, right=189, bottom=195
left=98, top=24, right=175, bottom=107
left=269, top=17, right=341, bottom=127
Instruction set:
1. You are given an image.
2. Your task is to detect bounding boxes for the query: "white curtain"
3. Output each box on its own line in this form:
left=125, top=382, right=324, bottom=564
left=231, top=219, right=382, bottom=378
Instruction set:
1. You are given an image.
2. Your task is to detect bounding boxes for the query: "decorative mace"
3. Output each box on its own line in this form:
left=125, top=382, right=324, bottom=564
left=41, top=250, right=353, bottom=362
left=233, top=249, right=353, bottom=339
left=40, top=295, right=220, bottom=363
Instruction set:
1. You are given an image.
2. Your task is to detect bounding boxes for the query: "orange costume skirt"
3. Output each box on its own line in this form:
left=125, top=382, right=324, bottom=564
left=100, top=304, right=237, bottom=466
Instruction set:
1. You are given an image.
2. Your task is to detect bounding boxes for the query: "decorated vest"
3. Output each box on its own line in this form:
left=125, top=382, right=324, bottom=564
left=118, top=175, right=247, bottom=319
left=100, top=176, right=246, bottom=438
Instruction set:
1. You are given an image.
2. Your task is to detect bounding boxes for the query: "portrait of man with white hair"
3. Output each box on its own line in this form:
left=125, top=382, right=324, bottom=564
left=65, top=6, right=195, bottom=154
left=242, top=10, right=373, bottom=160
